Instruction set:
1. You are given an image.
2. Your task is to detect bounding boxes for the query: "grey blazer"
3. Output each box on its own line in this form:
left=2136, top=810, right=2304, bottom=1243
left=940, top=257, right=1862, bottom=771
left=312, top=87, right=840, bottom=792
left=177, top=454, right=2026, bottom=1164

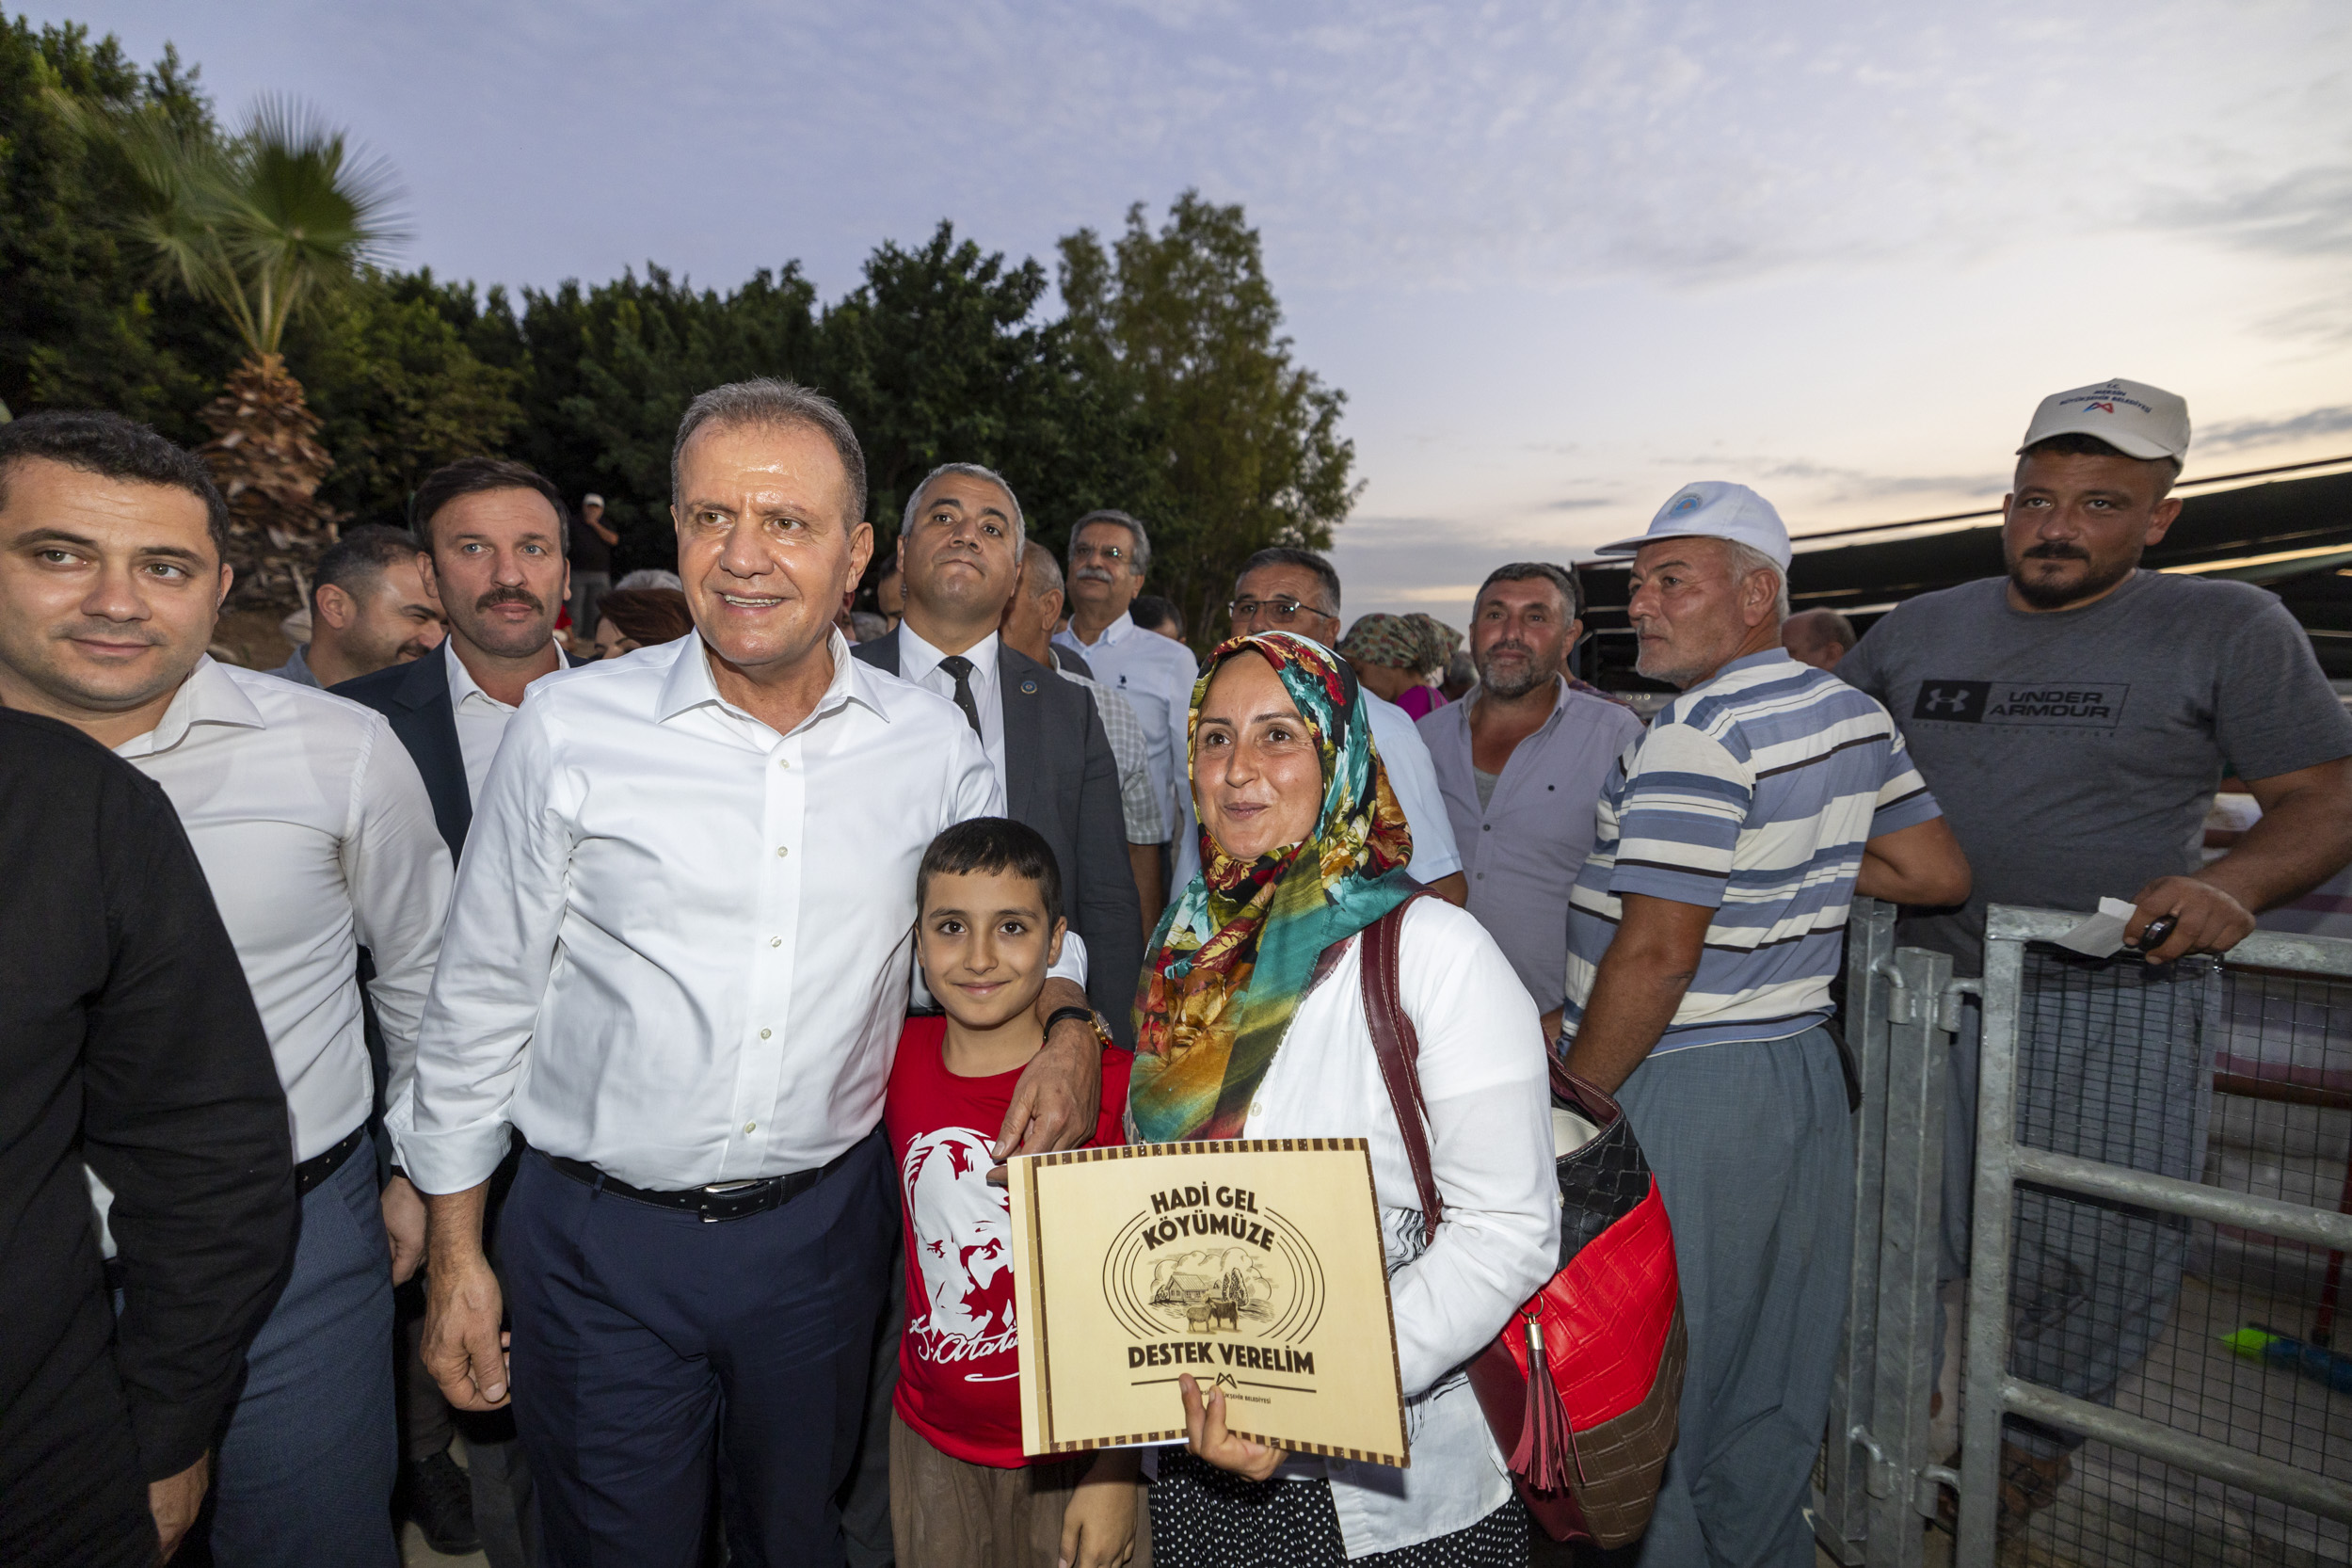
left=853, top=633, right=1144, bottom=1044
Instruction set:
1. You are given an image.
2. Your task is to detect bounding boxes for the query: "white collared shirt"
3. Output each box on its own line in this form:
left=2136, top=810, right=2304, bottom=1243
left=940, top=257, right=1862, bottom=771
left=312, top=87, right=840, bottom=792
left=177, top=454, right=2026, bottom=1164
left=445, top=644, right=529, bottom=804
left=403, top=631, right=1085, bottom=1194
left=895, top=622, right=1005, bottom=783
left=114, top=658, right=452, bottom=1160
left=1054, top=609, right=1200, bottom=835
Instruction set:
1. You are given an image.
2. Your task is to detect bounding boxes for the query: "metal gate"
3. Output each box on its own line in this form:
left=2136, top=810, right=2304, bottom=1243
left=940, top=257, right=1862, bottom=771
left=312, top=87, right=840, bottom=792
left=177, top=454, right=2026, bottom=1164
left=1818, top=901, right=2352, bottom=1567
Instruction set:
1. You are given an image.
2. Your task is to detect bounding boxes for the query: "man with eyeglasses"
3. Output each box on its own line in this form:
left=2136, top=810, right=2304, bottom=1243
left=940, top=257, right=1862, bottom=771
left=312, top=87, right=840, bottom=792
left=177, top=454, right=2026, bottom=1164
left=1054, top=510, right=1201, bottom=908
left=1205, top=547, right=1468, bottom=904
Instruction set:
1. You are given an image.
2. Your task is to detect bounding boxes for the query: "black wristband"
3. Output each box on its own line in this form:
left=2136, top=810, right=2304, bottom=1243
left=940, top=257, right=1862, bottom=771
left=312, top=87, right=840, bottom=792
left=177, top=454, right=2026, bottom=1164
left=1045, top=1005, right=1098, bottom=1036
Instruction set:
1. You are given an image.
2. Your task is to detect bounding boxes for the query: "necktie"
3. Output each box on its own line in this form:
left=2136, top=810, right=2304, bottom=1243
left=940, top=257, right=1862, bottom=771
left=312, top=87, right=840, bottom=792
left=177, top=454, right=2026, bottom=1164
left=936, top=654, right=983, bottom=736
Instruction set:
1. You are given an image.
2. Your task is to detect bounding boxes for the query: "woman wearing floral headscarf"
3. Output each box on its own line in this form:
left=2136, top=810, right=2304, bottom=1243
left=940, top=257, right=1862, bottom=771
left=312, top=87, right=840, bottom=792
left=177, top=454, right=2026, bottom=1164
left=1131, top=632, right=1557, bottom=1566
left=1337, top=613, right=1461, bottom=720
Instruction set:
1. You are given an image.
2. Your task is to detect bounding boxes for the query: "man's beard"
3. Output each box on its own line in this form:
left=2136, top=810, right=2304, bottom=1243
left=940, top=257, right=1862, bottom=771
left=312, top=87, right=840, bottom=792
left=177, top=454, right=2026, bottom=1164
left=2007, top=543, right=2134, bottom=610
left=1474, top=645, right=1549, bottom=699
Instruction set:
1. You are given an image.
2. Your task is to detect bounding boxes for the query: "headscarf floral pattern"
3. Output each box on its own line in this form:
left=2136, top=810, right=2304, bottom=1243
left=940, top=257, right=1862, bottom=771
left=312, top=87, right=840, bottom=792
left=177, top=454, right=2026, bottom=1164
left=1128, top=632, right=1416, bottom=1144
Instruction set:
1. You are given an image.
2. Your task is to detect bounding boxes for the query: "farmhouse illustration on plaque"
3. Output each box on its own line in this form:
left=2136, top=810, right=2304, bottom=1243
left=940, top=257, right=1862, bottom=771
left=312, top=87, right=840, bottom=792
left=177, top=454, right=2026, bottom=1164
left=1009, top=1139, right=1408, bottom=1465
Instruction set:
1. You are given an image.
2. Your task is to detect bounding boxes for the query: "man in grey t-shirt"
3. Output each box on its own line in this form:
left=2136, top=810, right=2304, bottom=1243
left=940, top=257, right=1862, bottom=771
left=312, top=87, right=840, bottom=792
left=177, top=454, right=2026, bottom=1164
left=1841, top=376, right=2352, bottom=1531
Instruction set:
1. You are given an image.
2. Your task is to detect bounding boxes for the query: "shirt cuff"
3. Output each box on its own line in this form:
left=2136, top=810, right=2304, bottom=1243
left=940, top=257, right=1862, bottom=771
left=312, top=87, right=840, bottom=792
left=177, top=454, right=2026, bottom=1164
left=398, top=1120, right=516, bottom=1197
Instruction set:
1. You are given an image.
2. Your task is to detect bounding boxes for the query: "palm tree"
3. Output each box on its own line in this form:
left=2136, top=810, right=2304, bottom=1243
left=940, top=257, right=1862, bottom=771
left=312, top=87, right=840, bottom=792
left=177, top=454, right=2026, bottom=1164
left=76, top=95, right=403, bottom=606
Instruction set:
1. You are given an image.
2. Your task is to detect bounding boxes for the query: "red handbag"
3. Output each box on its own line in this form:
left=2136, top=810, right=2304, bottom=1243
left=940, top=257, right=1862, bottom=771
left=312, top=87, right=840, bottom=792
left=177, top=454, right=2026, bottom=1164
left=1358, top=898, right=1686, bottom=1546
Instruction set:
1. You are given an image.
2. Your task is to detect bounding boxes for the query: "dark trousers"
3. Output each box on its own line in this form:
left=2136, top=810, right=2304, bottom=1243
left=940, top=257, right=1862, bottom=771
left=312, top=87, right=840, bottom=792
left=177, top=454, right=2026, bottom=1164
left=501, top=1134, right=895, bottom=1568
left=0, top=1314, right=156, bottom=1568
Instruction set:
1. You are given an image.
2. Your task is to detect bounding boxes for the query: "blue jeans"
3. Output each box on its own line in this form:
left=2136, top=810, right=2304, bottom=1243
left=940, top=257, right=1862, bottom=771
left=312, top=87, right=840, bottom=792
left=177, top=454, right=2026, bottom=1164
left=1614, top=1028, right=1856, bottom=1568
left=206, top=1139, right=399, bottom=1567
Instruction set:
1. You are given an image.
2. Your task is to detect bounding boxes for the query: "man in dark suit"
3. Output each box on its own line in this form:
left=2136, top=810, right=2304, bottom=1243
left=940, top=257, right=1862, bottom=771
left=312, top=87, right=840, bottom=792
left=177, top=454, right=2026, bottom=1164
left=854, top=463, right=1144, bottom=1037
left=335, top=456, right=580, bottom=1566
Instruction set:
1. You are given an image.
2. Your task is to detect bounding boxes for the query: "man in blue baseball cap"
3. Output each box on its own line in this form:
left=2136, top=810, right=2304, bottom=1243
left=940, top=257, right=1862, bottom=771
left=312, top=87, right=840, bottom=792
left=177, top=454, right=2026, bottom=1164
left=1561, top=482, right=1971, bottom=1566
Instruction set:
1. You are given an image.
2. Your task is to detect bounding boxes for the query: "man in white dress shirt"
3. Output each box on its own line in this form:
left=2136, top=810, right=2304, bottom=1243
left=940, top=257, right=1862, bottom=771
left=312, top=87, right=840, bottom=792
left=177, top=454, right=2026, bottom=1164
left=408, top=381, right=1106, bottom=1565
left=0, top=410, right=451, bottom=1568
left=1053, top=509, right=1200, bottom=857
left=1215, top=547, right=1469, bottom=903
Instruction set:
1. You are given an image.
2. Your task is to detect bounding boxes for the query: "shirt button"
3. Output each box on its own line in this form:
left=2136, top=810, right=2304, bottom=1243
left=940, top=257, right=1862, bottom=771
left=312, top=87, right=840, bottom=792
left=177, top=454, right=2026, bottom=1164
left=770, top=936, right=782, bottom=948
left=760, top=1028, right=773, bottom=1039
left=777, top=758, right=791, bottom=769
left=744, top=1121, right=758, bottom=1134
left=776, top=845, right=790, bottom=857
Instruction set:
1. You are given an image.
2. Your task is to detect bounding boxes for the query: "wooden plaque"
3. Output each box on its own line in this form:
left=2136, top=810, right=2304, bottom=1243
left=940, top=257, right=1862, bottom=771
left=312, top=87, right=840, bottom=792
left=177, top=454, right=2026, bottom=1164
left=1008, top=1138, right=1408, bottom=1466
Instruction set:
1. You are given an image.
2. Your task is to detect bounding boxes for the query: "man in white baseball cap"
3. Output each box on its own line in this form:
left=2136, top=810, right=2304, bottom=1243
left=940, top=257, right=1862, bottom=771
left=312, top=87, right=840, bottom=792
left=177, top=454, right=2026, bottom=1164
left=1564, top=482, right=1969, bottom=1565
left=2017, top=376, right=2192, bottom=463
left=1839, top=379, right=2352, bottom=1537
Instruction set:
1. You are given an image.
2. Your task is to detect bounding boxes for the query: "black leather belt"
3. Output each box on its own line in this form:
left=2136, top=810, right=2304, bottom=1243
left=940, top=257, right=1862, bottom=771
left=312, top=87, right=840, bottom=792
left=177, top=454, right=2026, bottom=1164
left=540, top=1142, right=860, bottom=1224
left=296, top=1123, right=369, bottom=1200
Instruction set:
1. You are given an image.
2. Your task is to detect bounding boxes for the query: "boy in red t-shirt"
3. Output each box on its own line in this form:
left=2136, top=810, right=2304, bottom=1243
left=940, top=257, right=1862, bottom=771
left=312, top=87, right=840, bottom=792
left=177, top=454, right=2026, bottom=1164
left=886, top=818, right=1138, bottom=1568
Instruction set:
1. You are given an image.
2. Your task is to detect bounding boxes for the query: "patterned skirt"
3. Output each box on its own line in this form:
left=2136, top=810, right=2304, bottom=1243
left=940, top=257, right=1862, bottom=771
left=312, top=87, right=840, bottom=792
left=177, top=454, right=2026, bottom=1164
left=1148, top=1449, right=1528, bottom=1568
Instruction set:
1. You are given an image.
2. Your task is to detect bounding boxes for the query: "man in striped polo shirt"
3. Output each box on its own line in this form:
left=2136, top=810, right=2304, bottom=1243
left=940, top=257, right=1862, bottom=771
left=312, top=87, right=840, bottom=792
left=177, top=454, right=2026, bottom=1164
left=1560, top=483, right=1971, bottom=1568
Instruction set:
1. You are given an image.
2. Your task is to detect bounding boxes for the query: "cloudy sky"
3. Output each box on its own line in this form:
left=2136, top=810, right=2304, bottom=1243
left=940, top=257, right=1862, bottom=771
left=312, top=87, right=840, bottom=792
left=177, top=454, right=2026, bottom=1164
left=35, top=0, right=2352, bottom=621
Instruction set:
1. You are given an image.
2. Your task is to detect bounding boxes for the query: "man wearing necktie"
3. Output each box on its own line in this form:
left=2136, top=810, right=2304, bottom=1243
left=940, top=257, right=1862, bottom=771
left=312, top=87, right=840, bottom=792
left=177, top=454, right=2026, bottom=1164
left=853, top=462, right=1143, bottom=1039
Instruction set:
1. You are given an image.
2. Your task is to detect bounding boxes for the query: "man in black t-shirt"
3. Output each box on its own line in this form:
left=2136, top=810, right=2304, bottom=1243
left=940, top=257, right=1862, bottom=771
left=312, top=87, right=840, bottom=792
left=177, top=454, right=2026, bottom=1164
left=566, top=490, right=617, bottom=641
left=1842, top=377, right=2352, bottom=1532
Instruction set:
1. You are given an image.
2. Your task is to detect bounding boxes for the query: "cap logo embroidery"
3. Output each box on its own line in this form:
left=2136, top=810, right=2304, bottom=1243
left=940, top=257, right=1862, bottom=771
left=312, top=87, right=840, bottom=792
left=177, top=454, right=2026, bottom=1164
left=1669, top=493, right=1704, bottom=515
left=2087, top=402, right=2115, bottom=414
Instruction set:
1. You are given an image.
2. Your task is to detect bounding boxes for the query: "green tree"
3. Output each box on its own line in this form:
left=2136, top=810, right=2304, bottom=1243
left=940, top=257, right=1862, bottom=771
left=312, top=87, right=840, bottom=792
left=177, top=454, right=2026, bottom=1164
left=0, top=20, right=235, bottom=440
left=1059, top=192, right=1360, bottom=648
left=287, top=269, right=524, bottom=530
left=817, top=222, right=1163, bottom=574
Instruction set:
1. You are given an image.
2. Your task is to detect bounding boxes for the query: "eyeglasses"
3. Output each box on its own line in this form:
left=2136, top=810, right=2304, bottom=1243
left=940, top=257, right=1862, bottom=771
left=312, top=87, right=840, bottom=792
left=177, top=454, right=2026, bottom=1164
left=1227, top=598, right=1334, bottom=627
left=1068, top=540, right=1129, bottom=564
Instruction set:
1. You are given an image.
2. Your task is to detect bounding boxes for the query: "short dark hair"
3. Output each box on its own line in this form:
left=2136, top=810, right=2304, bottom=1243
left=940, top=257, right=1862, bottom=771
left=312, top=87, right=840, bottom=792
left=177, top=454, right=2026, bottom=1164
left=918, top=817, right=1063, bottom=925
left=0, top=409, right=230, bottom=558
left=1236, top=546, right=1342, bottom=614
left=1069, top=509, right=1150, bottom=573
left=2018, top=432, right=2184, bottom=498
left=312, top=524, right=424, bottom=610
left=1478, top=561, right=1583, bottom=618
left=1131, top=594, right=1185, bottom=639
left=673, top=379, right=868, bottom=526
left=411, top=457, right=568, bottom=554
left=595, top=587, right=694, bottom=646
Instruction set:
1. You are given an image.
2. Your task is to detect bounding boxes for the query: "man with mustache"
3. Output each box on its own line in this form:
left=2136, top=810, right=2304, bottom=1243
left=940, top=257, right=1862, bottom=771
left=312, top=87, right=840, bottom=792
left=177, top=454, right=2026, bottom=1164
left=334, top=456, right=584, bottom=1564
left=273, top=525, right=444, bottom=690
left=1839, top=377, right=2352, bottom=1536
left=1416, top=563, right=1643, bottom=1031
left=338, top=458, right=583, bottom=856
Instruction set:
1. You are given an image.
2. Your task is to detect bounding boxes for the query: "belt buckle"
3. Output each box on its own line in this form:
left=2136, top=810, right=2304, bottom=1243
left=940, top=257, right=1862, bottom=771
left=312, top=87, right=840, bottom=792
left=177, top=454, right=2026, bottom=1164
left=698, top=1177, right=769, bottom=1224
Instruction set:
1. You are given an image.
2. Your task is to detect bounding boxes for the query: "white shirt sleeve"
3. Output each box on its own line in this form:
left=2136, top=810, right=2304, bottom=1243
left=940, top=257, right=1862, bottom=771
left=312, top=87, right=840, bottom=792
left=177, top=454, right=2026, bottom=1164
left=348, top=722, right=454, bottom=1152
left=1367, top=696, right=1465, bottom=883
left=1385, top=903, right=1558, bottom=1395
left=401, top=699, right=575, bottom=1193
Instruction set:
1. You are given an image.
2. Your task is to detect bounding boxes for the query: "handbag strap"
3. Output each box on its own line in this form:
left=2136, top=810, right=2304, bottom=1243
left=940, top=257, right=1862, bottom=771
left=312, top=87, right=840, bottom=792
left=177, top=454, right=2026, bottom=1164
left=1360, top=892, right=1444, bottom=1243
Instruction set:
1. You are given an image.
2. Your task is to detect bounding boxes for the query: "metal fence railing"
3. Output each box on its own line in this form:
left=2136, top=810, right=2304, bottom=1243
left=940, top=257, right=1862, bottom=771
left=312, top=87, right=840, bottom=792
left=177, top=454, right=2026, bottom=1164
left=1816, top=902, right=2352, bottom=1568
